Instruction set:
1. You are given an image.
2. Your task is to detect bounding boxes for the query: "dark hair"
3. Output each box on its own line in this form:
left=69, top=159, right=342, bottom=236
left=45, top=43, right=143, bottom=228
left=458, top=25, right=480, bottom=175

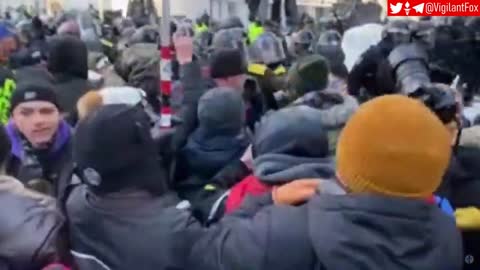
left=0, top=124, right=11, bottom=169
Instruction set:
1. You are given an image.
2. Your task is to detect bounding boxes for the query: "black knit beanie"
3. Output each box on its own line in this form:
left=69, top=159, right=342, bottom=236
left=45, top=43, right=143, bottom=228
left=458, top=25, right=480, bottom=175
left=210, top=49, right=247, bottom=79
left=10, top=82, right=60, bottom=114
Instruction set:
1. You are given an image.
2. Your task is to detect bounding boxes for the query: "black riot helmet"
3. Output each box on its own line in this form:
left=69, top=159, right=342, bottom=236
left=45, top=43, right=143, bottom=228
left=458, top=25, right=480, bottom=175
left=291, top=30, right=315, bottom=56
left=317, top=30, right=342, bottom=47
left=382, top=19, right=412, bottom=45
left=294, top=29, right=315, bottom=46
left=128, top=25, right=159, bottom=45
left=217, top=16, right=244, bottom=31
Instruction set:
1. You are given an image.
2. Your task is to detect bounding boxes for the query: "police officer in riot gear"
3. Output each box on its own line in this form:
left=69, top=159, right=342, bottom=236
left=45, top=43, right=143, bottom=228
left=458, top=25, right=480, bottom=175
left=290, top=29, right=314, bottom=59
left=347, top=19, right=412, bottom=100
left=315, top=29, right=345, bottom=67
left=247, top=30, right=288, bottom=114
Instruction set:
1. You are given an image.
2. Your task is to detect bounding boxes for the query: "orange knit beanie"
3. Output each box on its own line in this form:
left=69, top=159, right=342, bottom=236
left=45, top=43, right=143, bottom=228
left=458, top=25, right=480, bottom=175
left=336, top=95, right=452, bottom=198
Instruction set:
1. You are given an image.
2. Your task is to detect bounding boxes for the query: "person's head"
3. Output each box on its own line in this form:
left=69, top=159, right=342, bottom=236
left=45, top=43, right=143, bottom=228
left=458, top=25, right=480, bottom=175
left=77, top=87, right=146, bottom=121
left=291, top=30, right=314, bottom=56
left=336, top=95, right=452, bottom=198
left=382, top=20, right=412, bottom=45
left=0, top=23, right=17, bottom=64
left=74, top=104, right=168, bottom=196
left=217, top=16, right=244, bottom=31
left=249, top=31, right=286, bottom=65
left=197, top=87, right=245, bottom=136
left=211, top=28, right=248, bottom=58
left=263, top=20, right=280, bottom=35
left=57, top=19, right=81, bottom=38
left=253, top=106, right=329, bottom=159
left=10, top=82, right=61, bottom=148
left=114, top=43, right=159, bottom=110
left=47, top=35, right=88, bottom=79
left=210, top=49, right=247, bottom=91
left=287, top=54, right=329, bottom=98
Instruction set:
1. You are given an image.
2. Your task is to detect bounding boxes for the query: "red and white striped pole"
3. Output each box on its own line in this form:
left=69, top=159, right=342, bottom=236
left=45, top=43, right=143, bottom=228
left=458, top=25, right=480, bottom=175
left=159, top=0, right=172, bottom=128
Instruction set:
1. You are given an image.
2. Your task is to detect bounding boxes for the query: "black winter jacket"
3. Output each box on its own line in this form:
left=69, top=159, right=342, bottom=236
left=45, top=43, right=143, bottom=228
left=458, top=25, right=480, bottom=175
left=66, top=186, right=202, bottom=270
left=188, top=193, right=463, bottom=270
left=0, top=176, right=64, bottom=270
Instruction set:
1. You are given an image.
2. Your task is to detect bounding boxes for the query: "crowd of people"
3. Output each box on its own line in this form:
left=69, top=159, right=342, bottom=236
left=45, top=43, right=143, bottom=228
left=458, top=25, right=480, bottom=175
left=0, top=4, right=479, bottom=270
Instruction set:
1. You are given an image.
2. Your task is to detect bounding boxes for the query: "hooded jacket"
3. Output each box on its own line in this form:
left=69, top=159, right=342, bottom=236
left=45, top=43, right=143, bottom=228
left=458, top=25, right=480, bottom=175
left=226, top=106, right=335, bottom=213
left=67, top=104, right=202, bottom=269
left=47, top=36, right=91, bottom=123
left=0, top=175, right=64, bottom=270
left=176, top=87, right=250, bottom=189
left=188, top=193, right=463, bottom=270
left=5, top=121, right=73, bottom=198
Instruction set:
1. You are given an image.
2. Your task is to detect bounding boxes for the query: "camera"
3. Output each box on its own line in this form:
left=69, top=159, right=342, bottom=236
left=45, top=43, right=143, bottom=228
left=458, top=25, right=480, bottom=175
left=388, top=43, right=430, bottom=95
left=388, top=43, right=458, bottom=125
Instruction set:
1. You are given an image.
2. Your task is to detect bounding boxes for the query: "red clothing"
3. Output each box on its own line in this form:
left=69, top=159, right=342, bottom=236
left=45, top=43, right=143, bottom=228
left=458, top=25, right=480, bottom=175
left=225, top=174, right=272, bottom=214
left=42, top=264, right=71, bottom=270
left=226, top=177, right=438, bottom=214
left=426, top=195, right=436, bottom=205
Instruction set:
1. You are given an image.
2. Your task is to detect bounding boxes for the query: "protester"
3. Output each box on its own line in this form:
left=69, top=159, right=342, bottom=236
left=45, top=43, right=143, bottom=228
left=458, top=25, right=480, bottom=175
left=57, top=20, right=81, bottom=38
left=47, top=35, right=91, bottom=124
left=0, top=7, right=477, bottom=270
left=347, top=20, right=410, bottom=99
left=187, top=95, right=463, bottom=270
left=0, top=119, right=64, bottom=269
left=172, top=87, right=249, bottom=223
left=115, top=42, right=160, bottom=111
left=287, top=54, right=358, bottom=154
left=9, top=17, right=49, bottom=69
left=173, top=35, right=246, bottom=150
left=5, top=80, right=72, bottom=198
left=76, top=86, right=147, bottom=120
left=67, top=104, right=200, bottom=270
left=225, top=105, right=335, bottom=213
left=175, top=87, right=249, bottom=194
left=0, top=22, right=17, bottom=64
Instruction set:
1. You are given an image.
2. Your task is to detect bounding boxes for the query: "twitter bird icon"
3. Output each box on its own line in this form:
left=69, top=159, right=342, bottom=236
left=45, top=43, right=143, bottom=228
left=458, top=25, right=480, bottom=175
left=390, top=2, right=403, bottom=14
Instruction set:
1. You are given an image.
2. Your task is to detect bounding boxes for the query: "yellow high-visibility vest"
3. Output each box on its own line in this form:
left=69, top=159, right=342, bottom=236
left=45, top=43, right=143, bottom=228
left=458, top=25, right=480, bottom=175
left=248, top=64, right=286, bottom=76
left=195, top=23, right=209, bottom=35
left=248, top=22, right=264, bottom=44
left=273, top=65, right=287, bottom=75
left=0, top=78, right=15, bottom=124
left=248, top=63, right=268, bottom=76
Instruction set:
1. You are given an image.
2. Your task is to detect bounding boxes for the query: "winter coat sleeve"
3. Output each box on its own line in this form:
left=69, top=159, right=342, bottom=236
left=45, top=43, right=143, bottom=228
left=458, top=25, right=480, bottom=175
left=0, top=176, right=64, bottom=269
left=172, top=61, right=207, bottom=152
left=211, top=159, right=251, bottom=189
left=187, top=194, right=314, bottom=270
left=187, top=194, right=273, bottom=270
left=347, top=45, right=381, bottom=97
